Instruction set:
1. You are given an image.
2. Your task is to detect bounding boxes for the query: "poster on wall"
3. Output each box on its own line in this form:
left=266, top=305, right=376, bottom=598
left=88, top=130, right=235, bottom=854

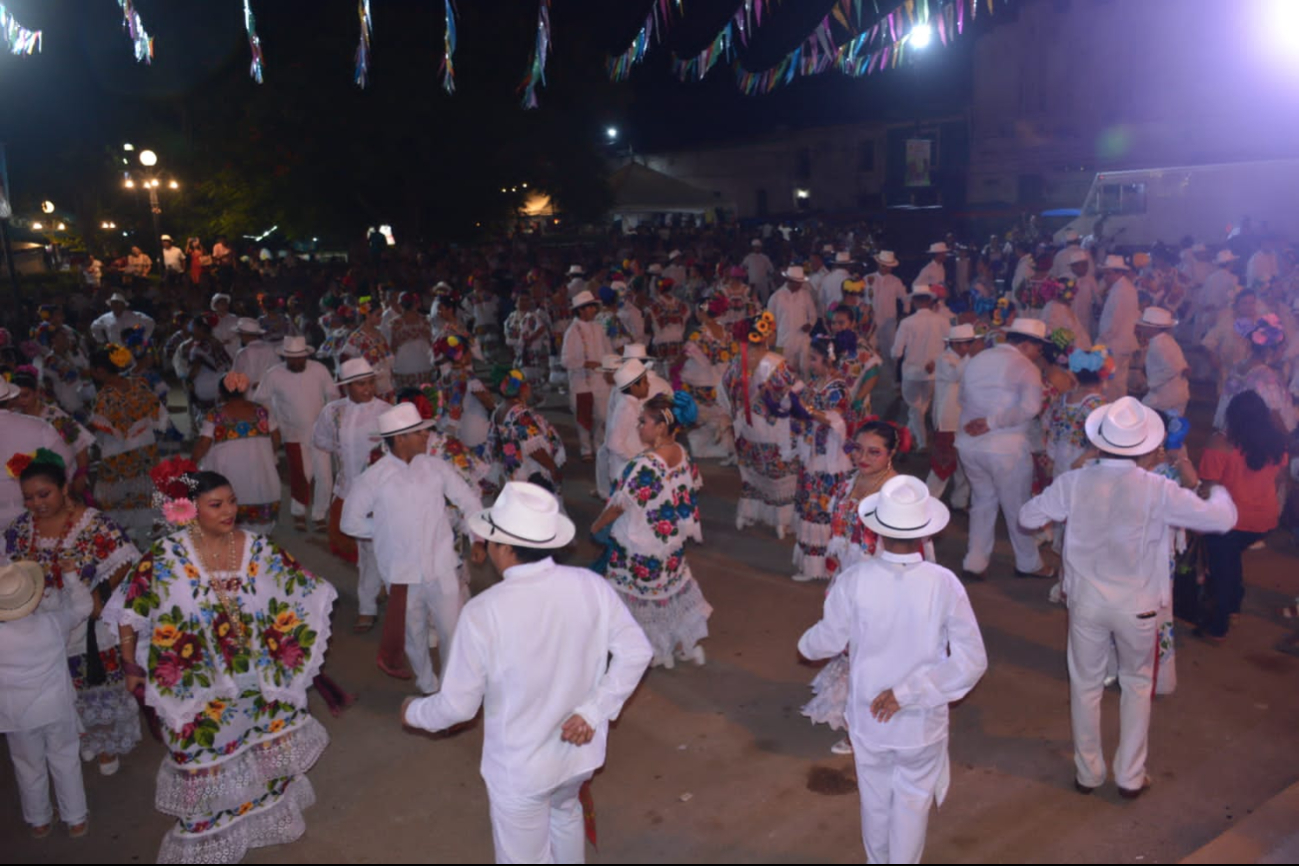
left=905, top=139, right=932, bottom=188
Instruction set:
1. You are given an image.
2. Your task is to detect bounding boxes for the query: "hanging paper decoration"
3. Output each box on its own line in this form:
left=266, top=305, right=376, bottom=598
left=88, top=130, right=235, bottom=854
left=606, top=0, right=686, bottom=81
left=243, top=0, right=264, bottom=84
left=0, top=5, right=40, bottom=55
left=519, top=0, right=552, bottom=109
left=117, top=0, right=153, bottom=64
left=440, top=0, right=457, bottom=94
left=665, top=0, right=783, bottom=84
left=354, top=0, right=373, bottom=88
left=733, top=0, right=1002, bottom=97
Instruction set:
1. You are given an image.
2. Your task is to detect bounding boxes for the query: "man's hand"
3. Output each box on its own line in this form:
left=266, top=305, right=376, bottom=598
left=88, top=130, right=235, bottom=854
left=925, top=360, right=936, bottom=375
left=963, top=417, right=990, bottom=437
left=801, top=324, right=813, bottom=333
left=870, top=689, right=901, bottom=723
left=584, top=361, right=602, bottom=369
left=560, top=713, right=595, bottom=746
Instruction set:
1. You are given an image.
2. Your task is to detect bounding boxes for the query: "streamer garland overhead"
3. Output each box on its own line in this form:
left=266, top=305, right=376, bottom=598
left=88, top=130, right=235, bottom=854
left=244, top=0, right=265, bottom=84
left=667, top=0, right=786, bottom=84
left=440, top=0, right=457, bottom=94
left=606, top=0, right=685, bottom=82
left=354, top=0, right=373, bottom=88
left=0, top=4, right=40, bottom=56
left=519, top=0, right=552, bottom=109
left=117, top=0, right=153, bottom=64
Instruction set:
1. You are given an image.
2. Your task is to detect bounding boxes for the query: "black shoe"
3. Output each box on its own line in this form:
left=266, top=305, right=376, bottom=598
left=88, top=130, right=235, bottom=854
left=961, top=570, right=986, bottom=582
left=1015, top=566, right=1058, bottom=579
left=1118, top=778, right=1150, bottom=800
left=1074, top=780, right=1095, bottom=795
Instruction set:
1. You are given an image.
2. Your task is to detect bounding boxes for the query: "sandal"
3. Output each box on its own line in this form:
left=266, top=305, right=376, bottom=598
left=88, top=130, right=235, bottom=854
left=68, top=819, right=89, bottom=838
left=293, top=517, right=308, bottom=531
left=30, top=823, right=52, bottom=840
left=352, top=615, right=377, bottom=634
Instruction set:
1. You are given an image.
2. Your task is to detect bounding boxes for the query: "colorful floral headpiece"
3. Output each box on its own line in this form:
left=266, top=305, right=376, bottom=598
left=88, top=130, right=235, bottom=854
left=701, top=295, right=729, bottom=319
left=660, top=390, right=699, bottom=428
left=357, top=296, right=374, bottom=317
left=849, top=415, right=913, bottom=455
left=6, top=447, right=65, bottom=479
left=1247, top=313, right=1286, bottom=347
left=435, top=334, right=469, bottom=362
left=399, top=291, right=421, bottom=310
left=1050, top=327, right=1075, bottom=353
left=30, top=321, right=57, bottom=347
left=222, top=372, right=251, bottom=394
left=1067, top=344, right=1115, bottom=380
left=399, top=383, right=443, bottom=420
left=149, top=457, right=200, bottom=526
left=123, top=325, right=148, bottom=350
left=499, top=368, right=527, bottom=398
left=106, top=343, right=135, bottom=371
left=972, top=293, right=999, bottom=317
left=747, top=311, right=776, bottom=344
left=842, top=278, right=866, bottom=295
left=991, top=297, right=1012, bottom=327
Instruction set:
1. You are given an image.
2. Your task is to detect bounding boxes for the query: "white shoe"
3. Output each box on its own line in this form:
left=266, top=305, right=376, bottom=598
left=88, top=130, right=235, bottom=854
left=791, top=573, right=824, bottom=583
left=97, top=758, right=120, bottom=777
left=1248, top=539, right=1267, bottom=551
left=80, top=746, right=95, bottom=763
left=719, top=455, right=737, bottom=467
left=830, top=737, right=854, bottom=756
left=682, top=645, right=706, bottom=666
left=735, top=514, right=748, bottom=531
left=653, top=654, right=676, bottom=670
left=776, top=524, right=787, bottom=540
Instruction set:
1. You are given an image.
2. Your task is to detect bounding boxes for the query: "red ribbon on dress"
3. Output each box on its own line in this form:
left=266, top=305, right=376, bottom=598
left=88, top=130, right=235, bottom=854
left=741, top=341, right=753, bottom=427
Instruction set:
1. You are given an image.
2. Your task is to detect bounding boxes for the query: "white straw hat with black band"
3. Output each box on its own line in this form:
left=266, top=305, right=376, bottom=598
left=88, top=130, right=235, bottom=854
left=1084, top=396, right=1166, bottom=457
left=468, top=481, right=575, bottom=549
left=857, top=476, right=950, bottom=540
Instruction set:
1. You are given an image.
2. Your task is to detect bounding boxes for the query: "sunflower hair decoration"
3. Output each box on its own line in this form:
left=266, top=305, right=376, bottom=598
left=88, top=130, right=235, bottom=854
left=842, top=278, right=866, bottom=295
left=106, top=343, right=134, bottom=370
left=748, top=311, right=776, bottom=344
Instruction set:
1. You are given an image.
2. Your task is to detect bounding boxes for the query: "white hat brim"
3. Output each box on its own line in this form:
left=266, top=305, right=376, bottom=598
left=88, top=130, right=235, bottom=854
left=377, top=417, right=437, bottom=437
left=337, top=372, right=378, bottom=385
left=0, top=561, right=45, bottom=622
left=857, top=494, right=951, bottom=540
left=468, top=508, right=576, bottom=550
left=278, top=346, right=316, bottom=357
left=1084, top=403, right=1166, bottom=457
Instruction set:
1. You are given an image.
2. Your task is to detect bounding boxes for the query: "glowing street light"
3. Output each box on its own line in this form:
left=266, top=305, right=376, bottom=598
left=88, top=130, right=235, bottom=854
left=909, top=23, right=932, bottom=49
left=606, top=127, right=619, bottom=140
left=40, top=200, right=55, bottom=214
left=123, top=143, right=135, bottom=151
left=31, top=221, right=43, bottom=231
left=168, top=180, right=179, bottom=190
left=124, top=178, right=136, bottom=189
left=56, top=222, right=66, bottom=231
left=139, top=149, right=158, bottom=167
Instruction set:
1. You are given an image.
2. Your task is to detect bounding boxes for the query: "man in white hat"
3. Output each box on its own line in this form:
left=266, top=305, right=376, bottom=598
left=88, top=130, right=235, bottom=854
left=1020, top=398, right=1236, bottom=799
left=1097, top=255, right=1140, bottom=401
left=159, top=235, right=185, bottom=278
left=621, top=344, right=672, bottom=396
left=229, top=318, right=278, bottom=391
left=664, top=249, right=687, bottom=289
left=1051, top=230, right=1090, bottom=280
left=402, top=481, right=652, bottom=864
left=616, top=282, right=647, bottom=346
left=0, top=561, right=93, bottom=838
left=561, top=291, right=614, bottom=460
left=1135, top=308, right=1189, bottom=415
left=742, top=238, right=776, bottom=305
left=820, top=252, right=854, bottom=314
left=0, top=382, right=76, bottom=528
left=343, top=404, right=484, bottom=695
left=254, top=336, right=338, bottom=531
left=767, top=265, right=819, bottom=375
left=912, top=242, right=949, bottom=294
left=210, top=294, right=240, bottom=358
left=312, top=358, right=392, bottom=633
left=805, top=252, right=830, bottom=313
left=598, top=359, right=654, bottom=498
left=90, top=294, right=155, bottom=347
left=891, top=286, right=949, bottom=450
left=956, top=318, right=1054, bottom=580
left=926, top=324, right=978, bottom=507
left=1065, top=247, right=1101, bottom=338
left=1197, top=249, right=1241, bottom=337
left=799, top=475, right=987, bottom=864
left=865, top=250, right=908, bottom=397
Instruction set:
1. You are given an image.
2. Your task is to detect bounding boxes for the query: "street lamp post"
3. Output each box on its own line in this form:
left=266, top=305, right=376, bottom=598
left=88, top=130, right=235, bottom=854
left=123, top=148, right=179, bottom=262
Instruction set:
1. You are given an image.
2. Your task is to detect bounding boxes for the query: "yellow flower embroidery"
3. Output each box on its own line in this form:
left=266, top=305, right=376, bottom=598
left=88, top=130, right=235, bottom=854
left=248, top=562, right=259, bottom=577
left=179, top=641, right=198, bottom=661
left=274, top=610, right=299, bottom=631
left=267, top=719, right=286, bottom=733
left=204, top=700, right=227, bottom=722
left=237, top=802, right=255, bottom=816
left=153, top=624, right=181, bottom=648
left=184, top=564, right=199, bottom=580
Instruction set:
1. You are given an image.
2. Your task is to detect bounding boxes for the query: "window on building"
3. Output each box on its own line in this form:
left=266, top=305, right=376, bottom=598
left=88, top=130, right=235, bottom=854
left=1089, top=182, right=1147, bottom=216
left=795, top=147, right=811, bottom=181
left=858, top=141, right=875, bottom=173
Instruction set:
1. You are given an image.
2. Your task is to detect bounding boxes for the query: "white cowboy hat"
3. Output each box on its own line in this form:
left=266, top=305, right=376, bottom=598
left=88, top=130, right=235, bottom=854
left=278, top=335, right=316, bottom=357
left=1006, top=318, right=1051, bottom=342
left=857, top=476, right=950, bottom=540
left=1085, top=396, right=1166, bottom=457
left=234, top=317, right=264, bottom=335
left=210, top=293, right=232, bottom=309
left=0, top=379, right=20, bottom=402
left=927, top=242, right=950, bottom=255
left=911, top=285, right=937, bottom=299
left=567, top=265, right=585, bottom=276
left=668, top=249, right=682, bottom=260
left=783, top=266, right=807, bottom=282
left=571, top=290, right=598, bottom=309
left=337, top=358, right=377, bottom=384
left=0, top=561, right=44, bottom=623
left=623, top=343, right=655, bottom=363
left=834, top=251, right=855, bottom=265
left=1216, top=249, right=1239, bottom=265
left=469, top=481, right=575, bottom=550
left=874, top=250, right=899, bottom=268
left=375, top=402, right=436, bottom=437
left=821, top=244, right=836, bottom=254
left=160, top=234, right=173, bottom=242
left=1136, top=307, right=1177, bottom=329
left=610, top=280, right=628, bottom=291
left=108, top=292, right=129, bottom=304
left=945, top=323, right=978, bottom=342
left=647, top=263, right=663, bottom=275
left=599, top=353, right=625, bottom=373
left=1067, top=248, right=1091, bottom=265
left=1100, top=254, right=1130, bottom=271
left=750, top=238, right=763, bottom=247
left=614, top=359, right=649, bottom=391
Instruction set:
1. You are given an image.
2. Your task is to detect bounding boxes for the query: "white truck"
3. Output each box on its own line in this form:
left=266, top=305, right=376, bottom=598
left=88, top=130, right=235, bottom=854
left=1053, top=160, right=1299, bottom=248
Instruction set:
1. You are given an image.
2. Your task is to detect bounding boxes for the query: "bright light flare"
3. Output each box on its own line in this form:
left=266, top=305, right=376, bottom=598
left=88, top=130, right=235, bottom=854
left=56, top=222, right=66, bottom=231
left=168, top=180, right=179, bottom=190
left=40, top=200, right=55, bottom=214
left=606, top=127, right=619, bottom=140
left=909, top=23, right=932, bottom=49
left=31, top=221, right=43, bottom=230
left=123, top=143, right=135, bottom=151
left=124, top=179, right=136, bottom=189
left=139, top=149, right=158, bottom=167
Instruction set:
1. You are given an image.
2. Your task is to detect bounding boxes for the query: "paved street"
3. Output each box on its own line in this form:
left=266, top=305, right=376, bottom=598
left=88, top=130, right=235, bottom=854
left=6, top=396, right=1299, bottom=864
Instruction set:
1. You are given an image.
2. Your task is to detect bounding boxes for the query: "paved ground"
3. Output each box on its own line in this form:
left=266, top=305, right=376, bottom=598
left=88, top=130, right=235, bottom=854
left=6, top=387, right=1299, bottom=863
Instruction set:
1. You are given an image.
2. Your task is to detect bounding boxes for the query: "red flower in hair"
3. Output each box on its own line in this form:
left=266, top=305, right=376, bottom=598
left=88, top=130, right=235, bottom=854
left=150, top=457, right=199, bottom=500
left=895, top=426, right=914, bottom=454
left=6, top=452, right=34, bottom=479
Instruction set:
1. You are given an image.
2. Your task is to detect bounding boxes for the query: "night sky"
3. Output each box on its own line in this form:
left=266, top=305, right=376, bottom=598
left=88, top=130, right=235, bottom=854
left=0, top=0, right=995, bottom=198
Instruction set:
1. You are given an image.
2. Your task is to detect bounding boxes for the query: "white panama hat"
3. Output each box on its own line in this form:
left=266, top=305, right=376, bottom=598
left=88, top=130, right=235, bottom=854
left=858, top=476, right=950, bottom=540
left=210, top=293, right=232, bottom=309
left=0, top=379, right=21, bottom=401
left=108, top=292, right=129, bottom=304
left=623, top=344, right=656, bottom=367
left=234, top=317, right=264, bottom=335
left=874, top=250, right=899, bottom=267
left=1005, top=317, right=1051, bottom=342
left=1085, top=396, right=1166, bottom=457
left=0, top=561, right=44, bottom=623
left=571, top=290, right=598, bottom=309
left=337, top=358, right=377, bottom=384
left=783, top=266, right=807, bottom=282
left=278, top=335, right=315, bottom=357
left=469, top=481, right=576, bottom=549
left=927, top=242, right=950, bottom=255
left=1101, top=254, right=1130, bottom=271
left=1216, top=249, right=1239, bottom=265
left=375, top=402, right=436, bottom=437
left=614, top=359, right=649, bottom=391
left=1136, top=307, right=1177, bottom=329
left=599, top=353, right=625, bottom=373
left=945, top=323, right=978, bottom=342
left=567, top=264, right=586, bottom=276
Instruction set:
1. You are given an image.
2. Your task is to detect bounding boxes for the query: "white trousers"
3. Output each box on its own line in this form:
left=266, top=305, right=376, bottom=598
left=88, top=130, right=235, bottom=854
left=1104, top=352, right=1132, bottom=402
left=781, top=332, right=812, bottom=377
left=900, top=379, right=934, bottom=450
left=289, top=442, right=333, bottom=521
left=406, top=580, right=464, bottom=695
left=568, top=389, right=609, bottom=458
left=853, top=739, right=947, bottom=865
left=488, top=772, right=592, bottom=864
left=876, top=319, right=900, bottom=401
left=958, top=444, right=1043, bottom=574
left=925, top=465, right=970, bottom=509
left=1067, top=601, right=1156, bottom=790
left=357, top=539, right=381, bottom=616
left=7, top=716, right=88, bottom=827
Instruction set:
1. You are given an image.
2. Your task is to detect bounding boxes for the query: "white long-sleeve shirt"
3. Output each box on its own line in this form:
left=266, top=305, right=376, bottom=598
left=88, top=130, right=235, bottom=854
left=311, top=396, right=391, bottom=499
left=618, top=305, right=646, bottom=346
left=867, top=272, right=909, bottom=324
left=741, top=252, right=775, bottom=294
left=913, top=260, right=947, bottom=293
left=0, top=580, right=91, bottom=733
left=767, top=286, right=818, bottom=348
left=798, top=550, right=987, bottom=749
left=1098, top=276, right=1140, bottom=355
left=603, top=391, right=645, bottom=478
left=231, top=340, right=280, bottom=390
left=561, top=319, right=613, bottom=394
left=1247, top=250, right=1279, bottom=287
left=1020, top=460, right=1237, bottom=612
left=956, top=344, right=1044, bottom=453
left=253, top=361, right=339, bottom=445
left=1142, top=331, right=1189, bottom=412
left=819, top=268, right=850, bottom=314
left=340, top=452, right=482, bottom=588
left=1011, top=254, right=1034, bottom=293
left=404, top=557, right=652, bottom=796
left=892, top=308, right=949, bottom=382
left=90, top=309, right=155, bottom=346
left=933, top=350, right=968, bottom=433
left=1200, top=269, right=1238, bottom=315
left=0, top=410, right=76, bottom=529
